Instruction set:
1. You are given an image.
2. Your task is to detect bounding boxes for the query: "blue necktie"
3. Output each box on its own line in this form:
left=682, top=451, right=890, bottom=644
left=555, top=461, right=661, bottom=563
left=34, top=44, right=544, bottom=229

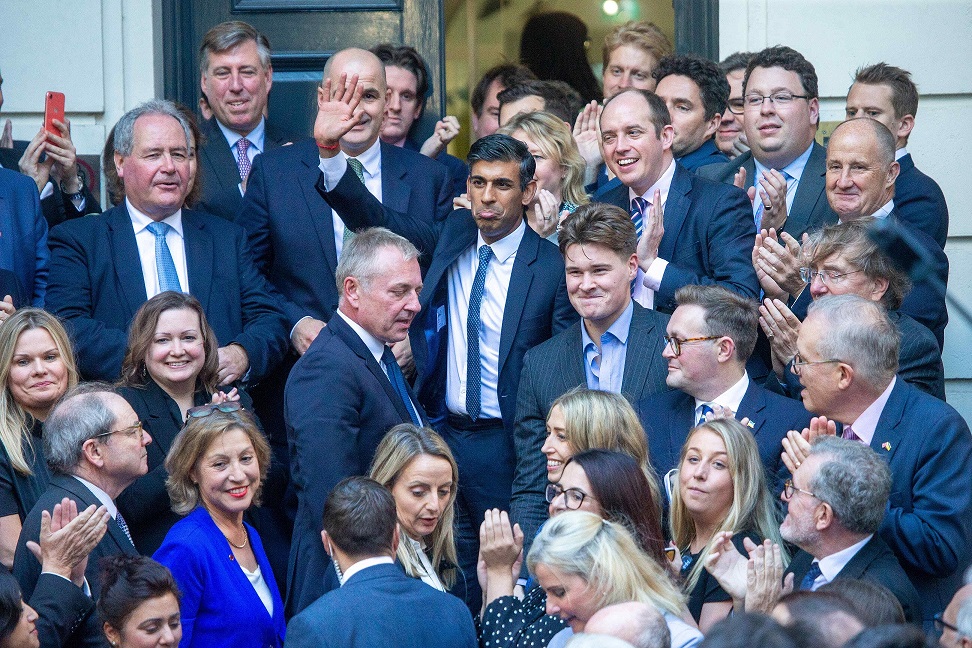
left=115, top=511, right=135, bottom=547
left=697, top=403, right=714, bottom=425
left=382, top=346, right=421, bottom=426
left=800, top=561, right=822, bottom=590
left=466, top=245, right=493, bottom=420
left=146, top=222, right=183, bottom=293
left=754, top=170, right=792, bottom=231
left=630, top=197, right=648, bottom=240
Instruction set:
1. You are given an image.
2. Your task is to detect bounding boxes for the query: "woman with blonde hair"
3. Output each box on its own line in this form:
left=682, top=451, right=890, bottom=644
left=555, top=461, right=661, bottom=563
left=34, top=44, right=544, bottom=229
left=669, top=417, right=786, bottom=633
left=543, top=387, right=662, bottom=518
left=0, top=308, right=78, bottom=567
left=529, top=510, right=700, bottom=647
left=369, top=424, right=460, bottom=593
left=499, top=111, right=589, bottom=240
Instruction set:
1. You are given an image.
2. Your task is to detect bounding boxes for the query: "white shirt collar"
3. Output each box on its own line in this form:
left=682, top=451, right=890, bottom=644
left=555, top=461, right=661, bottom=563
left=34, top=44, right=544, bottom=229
left=216, top=117, right=266, bottom=153
left=695, top=372, right=750, bottom=415
left=126, top=199, right=184, bottom=237
left=848, top=376, right=896, bottom=445
left=895, top=147, right=907, bottom=161
left=754, top=141, right=814, bottom=183
left=816, top=534, right=873, bottom=584
left=478, top=218, right=525, bottom=263
left=72, top=476, right=118, bottom=518
left=336, top=310, right=387, bottom=365
left=340, top=556, right=395, bottom=585
left=628, top=159, right=676, bottom=206
left=869, top=199, right=895, bottom=220
left=343, top=138, right=382, bottom=178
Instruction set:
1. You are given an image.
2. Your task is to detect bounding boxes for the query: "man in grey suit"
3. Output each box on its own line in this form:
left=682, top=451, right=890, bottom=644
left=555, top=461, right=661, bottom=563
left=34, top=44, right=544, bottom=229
left=196, top=21, right=291, bottom=222
left=510, top=202, right=670, bottom=557
left=698, top=45, right=837, bottom=239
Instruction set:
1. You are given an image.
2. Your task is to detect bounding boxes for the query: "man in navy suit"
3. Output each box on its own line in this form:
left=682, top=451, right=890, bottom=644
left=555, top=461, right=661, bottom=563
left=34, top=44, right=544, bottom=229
left=845, top=63, right=948, bottom=249
left=409, top=134, right=575, bottom=608
left=284, top=228, right=427, bottom=617
left=791, top=295, right=972, bottom=625
left=0, top=167, right=48, bottom=309
left=698, top=46, right=837, bottom=240
left=652, top=55, right=730, bottom=172
left=196, top=21, right=293, bottom=222
left=286, top=477, right=476, bottom=648
left=45, top=100, right=289, bottom=384
left=510, top=203, right=671, bottom=560
left=595, top=88, right=758, bottom=313
left=636, top=284, right=810, bottom=495
left=240, top=46, right=451, bottom=358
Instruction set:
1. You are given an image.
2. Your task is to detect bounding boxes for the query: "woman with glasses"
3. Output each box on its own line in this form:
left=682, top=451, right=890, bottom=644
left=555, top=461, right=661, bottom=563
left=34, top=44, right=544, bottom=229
left=669, top=418, right=786, bottom=633
left=479, top=450, right=700, bottom=648
left=116, top=291, right=250, bottom=555
left=0, top=309, right=79, bottom=568
left=154, top=406, right=285, bottom=648
left=369, top=424, right=460, bottom=594
left=498, top=111, right=589, bottom=241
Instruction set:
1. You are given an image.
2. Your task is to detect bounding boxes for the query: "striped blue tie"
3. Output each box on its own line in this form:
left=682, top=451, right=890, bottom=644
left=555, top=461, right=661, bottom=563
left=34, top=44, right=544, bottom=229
left=466, top=245, right=493, bottom=420
left=630, top=197, right=648, bottom=240
left=146, top=222, right=183, bottom=293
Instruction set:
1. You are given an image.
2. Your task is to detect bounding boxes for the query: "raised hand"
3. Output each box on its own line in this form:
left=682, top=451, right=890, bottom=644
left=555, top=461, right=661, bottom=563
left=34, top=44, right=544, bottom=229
left=637, top=189, right=665, bottom=270
left=754, top=228, right=806, bottom=298
left=478, top=509, right=524, bottom=608
left=314, top=74, right=365, bottom=156
left=573, top=101, right=604, bottom=172
left=756, top=169, right=789, bottom=232
left=759, top=298, right=801, bottom=376
left=529, top=189, right=560, bottom=239
left=420, top=116, right=460, bottom=158
left=705, top=532, right=749, bottom=605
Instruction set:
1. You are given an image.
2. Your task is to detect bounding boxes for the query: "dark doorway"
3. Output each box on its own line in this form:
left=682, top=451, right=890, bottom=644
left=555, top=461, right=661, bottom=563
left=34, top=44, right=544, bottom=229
left=161, top=0, right=447, bottom=140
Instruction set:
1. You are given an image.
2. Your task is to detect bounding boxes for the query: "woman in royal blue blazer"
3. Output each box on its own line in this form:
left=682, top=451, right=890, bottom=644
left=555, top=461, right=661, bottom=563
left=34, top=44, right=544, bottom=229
left=154, top=404, right=285, bottom=648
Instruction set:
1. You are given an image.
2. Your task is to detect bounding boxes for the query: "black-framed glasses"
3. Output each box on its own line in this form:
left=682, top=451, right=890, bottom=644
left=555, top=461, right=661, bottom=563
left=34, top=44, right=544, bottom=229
left=744, top=92, right=811, bottom=108
left=727, top=97, right=746, bottom=115
left=783, top=479, right=817, bottom=500
left=799, top=267, right=864, bottom=286
left=664, top=335, right=721, bottom=357
left=95, top=421, right=144, bottom=442
left=545, top=483, right=594, bottom=510
left=185, top=401, right=243, bottom=422
left=790, top=353, right=843, bottom=376
left=934, top=612, right=958, bottom=635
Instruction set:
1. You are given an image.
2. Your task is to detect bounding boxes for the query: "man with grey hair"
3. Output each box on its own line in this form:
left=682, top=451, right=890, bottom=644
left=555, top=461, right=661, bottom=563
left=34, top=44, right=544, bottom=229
left=46, top=98, right=288, bottom=385
left=940, top=584, right=972, bottom=648
left=284, top=226, right=426, bottom=616
left=788, top=294, right=972, bottom=625
left=583, top=602, right=672, bottom=648
left=196, top=20, right=293, bottom=222
left=13, top=384, right=149, bottom=601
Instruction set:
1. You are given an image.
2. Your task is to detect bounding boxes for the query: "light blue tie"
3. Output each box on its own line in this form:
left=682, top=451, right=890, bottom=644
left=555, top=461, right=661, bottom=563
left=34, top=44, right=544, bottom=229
left=754, top=170, right=792, bottom=231
left=146, top=222, right=183, bottom=293
left=630, top=197, right=648, bottom=240
left=382, top=346, right=421, bottom=426
left=466, top=245, right=493, bottom=420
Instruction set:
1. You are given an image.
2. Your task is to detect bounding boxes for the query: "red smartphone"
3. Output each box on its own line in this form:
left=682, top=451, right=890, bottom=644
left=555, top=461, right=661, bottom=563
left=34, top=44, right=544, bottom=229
left=44, top=91, right=65, bottom=136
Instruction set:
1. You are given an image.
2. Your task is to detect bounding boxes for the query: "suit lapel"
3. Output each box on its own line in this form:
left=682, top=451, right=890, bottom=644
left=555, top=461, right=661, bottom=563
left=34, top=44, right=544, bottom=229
left=557, top=322, right=587, bottom=391
left=379, top=142, right=411, bottom=214
left=667, top=391, right=696, bottom=469
left=787, top=142, right=827, bottom=235
left=621, top=304, right=662, bottom=400
left=201, top=119, right=243, bottom=194
left=498, top=226, right=538, bottom=376
left=298, top=143, right=340, bottom=277
left=181, top=210, right=215, bottom=309
left=659, top=166, right=691, bottom=261
left=107, top=206, right=149, bottom=315
left=737, top=382, right=768, bottom=437
left=51, top=475, right=135, bottom=553
left=870, top=379, right=907, bottom=464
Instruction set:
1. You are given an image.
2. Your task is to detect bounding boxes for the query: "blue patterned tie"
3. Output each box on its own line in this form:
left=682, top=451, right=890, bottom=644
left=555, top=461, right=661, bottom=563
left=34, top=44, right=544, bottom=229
left=466, top=245, right=493, bottom=420
left=697, top=403, right=714, bottom=425
left=800, top=561, right=822, bottom=590
left=146, top=222, right=183, bottom=293
left=630, top=197, right=648, bottom=240
left=382, top=346, right=421, bottom=426
left=115, top=511, right=135, bottom=547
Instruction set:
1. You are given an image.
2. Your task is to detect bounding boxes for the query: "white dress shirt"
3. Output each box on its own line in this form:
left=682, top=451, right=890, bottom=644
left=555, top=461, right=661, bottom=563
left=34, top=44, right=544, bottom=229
left=216, top=117, right=267, bottom=164
left=127, top=199, right=190, bottom=299
left=753, top=142, right=814, bottom=219
left=694, top=373, right=750, bottom=424
left=808, top=534, right=873, bottom=590
left=340, top=556, right=395, bottom=585
left=632, top=159, right=676, bottom=310
left=846, top=376, right=896, bottom=446
left=318, top=138, right=383, bottom=259
left=445, top=220, right=525, bottom=418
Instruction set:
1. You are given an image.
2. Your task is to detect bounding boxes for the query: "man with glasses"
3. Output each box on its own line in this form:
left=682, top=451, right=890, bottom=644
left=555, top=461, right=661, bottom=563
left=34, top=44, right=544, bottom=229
left=699, top=45, right=837, bottom=239
left=788, top=295, right=972, bottom=627
left=939, top=583, right=972, bottom=648
left=14, top=383, right=149, bottom=602
left=715, top=52, right=753, bottom=160
left=635, top=284, right=809, bottom=496
left=761, top=220, right=944, bottom=400
left=510, top=202, right=670, bottom=564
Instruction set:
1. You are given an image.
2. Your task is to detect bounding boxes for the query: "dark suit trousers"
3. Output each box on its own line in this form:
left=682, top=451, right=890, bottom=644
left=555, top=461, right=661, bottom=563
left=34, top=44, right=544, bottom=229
left=435, top=414, right=512, bottom=614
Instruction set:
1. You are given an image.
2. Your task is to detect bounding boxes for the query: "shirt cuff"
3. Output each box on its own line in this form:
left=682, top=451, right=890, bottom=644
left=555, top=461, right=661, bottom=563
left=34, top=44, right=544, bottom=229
left=41, top=572, right=91, bottom=596
left=318, top=155, right=348, bottom=192
left=40, top=181, right=54, bottom=200
left=290, top=315, right=312, bottom=341
left=642, top=258, right=668, bottom=291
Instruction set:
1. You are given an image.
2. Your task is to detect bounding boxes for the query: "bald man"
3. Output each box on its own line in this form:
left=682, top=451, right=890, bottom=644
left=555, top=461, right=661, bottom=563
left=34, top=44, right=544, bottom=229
left=584, top=602, right=671, bottom=648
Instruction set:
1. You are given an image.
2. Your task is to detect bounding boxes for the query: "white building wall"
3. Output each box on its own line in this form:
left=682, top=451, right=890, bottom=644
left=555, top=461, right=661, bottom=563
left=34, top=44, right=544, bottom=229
left=0, top=0, right=160, bottom=190
left=721, top=0, right=972, bottom=420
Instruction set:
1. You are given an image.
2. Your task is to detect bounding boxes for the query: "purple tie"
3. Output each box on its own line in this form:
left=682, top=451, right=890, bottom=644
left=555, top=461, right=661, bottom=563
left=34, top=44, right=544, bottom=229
left=236, top=138, right=252, bottom=182
left=842, top=425, right=862, bottom=443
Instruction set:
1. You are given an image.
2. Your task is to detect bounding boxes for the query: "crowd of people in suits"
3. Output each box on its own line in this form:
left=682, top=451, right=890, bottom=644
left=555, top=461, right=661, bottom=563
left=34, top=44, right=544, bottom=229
left=0, top=12, right=968, bottom=648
